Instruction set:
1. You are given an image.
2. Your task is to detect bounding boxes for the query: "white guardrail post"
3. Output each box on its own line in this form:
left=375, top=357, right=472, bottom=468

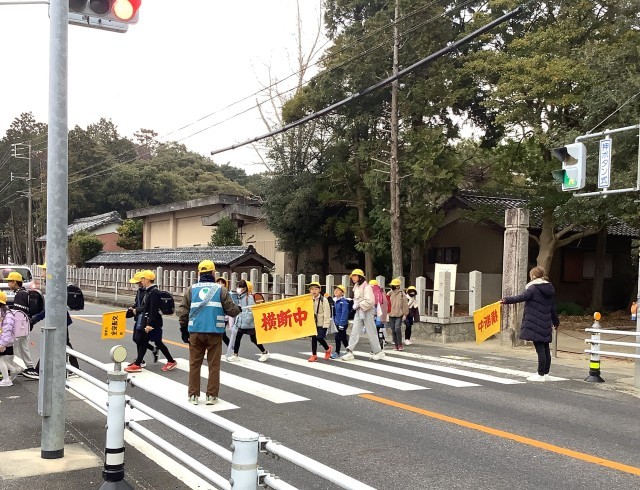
left=230, top=430, right=259, bottom=489
left=98, top=346, right=133, bottom=489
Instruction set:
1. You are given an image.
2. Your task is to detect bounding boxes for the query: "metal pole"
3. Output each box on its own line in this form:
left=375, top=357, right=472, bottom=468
left=39, top=0, right=69, bottom=459
left=99, top=347, right=132, bottom=489
left=27, top=141, right=32, bottom=265
left=230, top=430, right=259, bottom=489
left=552, top=326, right=558, bottom=358
left=636, top=250, right=640, bottom=387
left=585, top=313, right=605, bottom=383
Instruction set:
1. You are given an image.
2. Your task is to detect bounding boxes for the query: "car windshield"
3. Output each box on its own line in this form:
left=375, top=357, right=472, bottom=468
left=0, top=267, right=33, bottom=283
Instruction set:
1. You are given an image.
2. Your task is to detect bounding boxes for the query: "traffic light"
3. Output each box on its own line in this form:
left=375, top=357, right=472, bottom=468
left=69, top=0, right=141, bottom=32
left=551, top=142, right=587, bottom=191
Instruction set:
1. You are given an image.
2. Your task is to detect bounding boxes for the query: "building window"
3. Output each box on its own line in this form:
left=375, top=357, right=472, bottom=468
left=428, top=247, right=460, bottom=264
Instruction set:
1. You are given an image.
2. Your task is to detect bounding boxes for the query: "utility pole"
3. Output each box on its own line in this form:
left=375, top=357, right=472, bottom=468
left=389, top=0, right=402, bottom=278
left=12, top=142, right=33, bottom=264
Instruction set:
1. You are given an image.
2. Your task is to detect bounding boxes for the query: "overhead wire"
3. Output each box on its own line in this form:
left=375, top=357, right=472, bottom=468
left=60, top=0, right=473, bottom=185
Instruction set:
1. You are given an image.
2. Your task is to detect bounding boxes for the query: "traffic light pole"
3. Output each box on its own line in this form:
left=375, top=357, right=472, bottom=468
left=39, top=0, right=69, bottom=459
left=571, top=123, right=640, bottom=387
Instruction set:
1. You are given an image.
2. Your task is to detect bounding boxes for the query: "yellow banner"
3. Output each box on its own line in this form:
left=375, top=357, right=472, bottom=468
left=101, top=310, right=127, bottom=340
left=473, top=302, right=501, bottom=344
left=253, top=295, right=317, bottom=344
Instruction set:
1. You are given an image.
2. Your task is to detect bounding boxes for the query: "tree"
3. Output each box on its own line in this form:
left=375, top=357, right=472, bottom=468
left=116, top=219, right=143, bottom=250
left=68, top=232, right=103, bottom=266
left=208, top=217, right=242, bottom=246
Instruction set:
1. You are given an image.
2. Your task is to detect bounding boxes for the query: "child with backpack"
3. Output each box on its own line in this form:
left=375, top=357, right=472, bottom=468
left=0, top=291, right=23, bottom=387
left=331, top=285, right=350, bottom=359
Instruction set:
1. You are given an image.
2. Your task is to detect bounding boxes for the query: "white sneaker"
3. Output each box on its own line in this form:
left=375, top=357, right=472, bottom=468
left=206, top=395, right=218, bottom=405
left=543, top=374, right=550, bottom=381
left=227, top=355, right=239, bottom=362
left=189, top=395, right=199, bottom=405
left=404, top=339, right=412, bottom=345
left=527, top=373, right=546, bottom=382
left=371, top=351, right=386, bottom=361
left=0, top=379, right=13, bottom=387
left=258, top=352, right=269, bottom=363
left=341, top=351, right=355, bottom=361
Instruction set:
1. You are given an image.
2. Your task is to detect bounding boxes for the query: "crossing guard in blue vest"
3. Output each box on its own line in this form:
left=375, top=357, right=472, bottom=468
left=188, top=282, right=226, bottom=334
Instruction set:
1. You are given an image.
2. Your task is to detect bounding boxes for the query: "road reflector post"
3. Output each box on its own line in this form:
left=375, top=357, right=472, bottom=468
left=230, top=430, right=259, bottom=489
left=585, top=312, right=605, bottom=383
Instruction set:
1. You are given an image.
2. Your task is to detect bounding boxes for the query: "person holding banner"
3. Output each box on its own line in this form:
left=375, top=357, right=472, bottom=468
left=229, top=280, right=269, bottom=363
left=500, top=266, right=559, bottom=382
left=341, top=269, right=385, bottom=361
left=177, top=260, right=240, bottom=405
left=308, top=282, right=332, bottom=362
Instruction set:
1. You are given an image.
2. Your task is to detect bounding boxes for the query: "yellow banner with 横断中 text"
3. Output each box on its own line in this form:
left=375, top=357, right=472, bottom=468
left=253, top=295, right=317, bottom=344
left=101, top=310, right=127, bottom=339
left=473, top=302, right=501, bottom=344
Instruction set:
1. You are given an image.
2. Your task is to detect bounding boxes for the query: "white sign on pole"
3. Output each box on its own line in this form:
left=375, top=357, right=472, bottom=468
left=598, top=137, right=612, bottom=189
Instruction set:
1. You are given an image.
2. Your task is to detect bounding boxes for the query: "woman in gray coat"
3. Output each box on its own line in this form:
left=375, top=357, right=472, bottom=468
left=501, top=266, right=559, bottom=382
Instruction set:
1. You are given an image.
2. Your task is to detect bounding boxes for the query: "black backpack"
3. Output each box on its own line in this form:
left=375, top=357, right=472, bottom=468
left=158, top=290, right=175, bottom=315
left=28, top=290, right=45, bottom=316
left=67, top=284, right=84, bottom=311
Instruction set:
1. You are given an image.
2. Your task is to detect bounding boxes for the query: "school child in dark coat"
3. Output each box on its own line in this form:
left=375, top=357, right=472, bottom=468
left=331, top=285, right=350, bottom=358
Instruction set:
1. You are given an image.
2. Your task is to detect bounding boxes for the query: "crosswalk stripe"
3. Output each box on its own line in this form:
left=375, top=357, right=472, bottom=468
left=345, top=352, right=479, bottom=387
left=222, top=356, right=371, bottom=396
left=366, top=354, right=524, bottom=385
left=67, top=377, right=152, bottom=421
left=271, top=353, right=427, bottom=391
left=127, top=365, right=239, bottom=412
left=385, top=351, right=568, bottom=381
left=172, top=358, right=310, bottom=404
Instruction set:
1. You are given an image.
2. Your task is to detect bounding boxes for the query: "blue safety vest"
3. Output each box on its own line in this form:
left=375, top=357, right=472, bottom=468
left=188, top=282, right=226, bottom=334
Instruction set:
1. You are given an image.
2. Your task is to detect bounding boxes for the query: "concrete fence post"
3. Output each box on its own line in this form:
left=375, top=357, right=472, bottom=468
left=311, top=274, right=320, bottom=284
left=437, top=271, right=451, bottom=319
left=325, top=274, right=335, bottom=295
left=469, top=271, right=482, bottom=315
left=272, top=274, right=281, bottom=298
left=261, top=273, right=269, bottom=297
left=416, top=276, right=427, bottom=319
left=398, top=276, right=406, bottom=291
left=250, top=268, right=259, bottom=289
left=241, top=272, right=248, bottom=281
left=230, top=273, right=238, bottom=290
left=375, top=275, right=385, bottom=289
left=297, top=274, right=306, bottom=296
left=285, top=274, right=294, bottom=297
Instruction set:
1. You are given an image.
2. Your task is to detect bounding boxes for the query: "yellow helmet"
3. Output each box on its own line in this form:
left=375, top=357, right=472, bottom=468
left=129, top=271, right=143, bottom=284
left=140, top=270, right=156, bottom=281
left=198, top=260, right=215, bottom=273
left=308, top=281, right=322, bottom=289
left=369, top=279, right=378, bottom=286
left=246, top=280, right=254, bottom=293
left=38, top=262, right=47, bottom=269
left=216, top=276, right=229, bottom=287
left=334, top=285, right=346, bottom=293
left=350, top=268, right=365, bottom=277
left=6, top=272, right=23, bottom=282
left=390, top=278, right=401, bottom=287
left=0, top=291, right=6, bottom=304
left=407, top=286, right=417, bottom=292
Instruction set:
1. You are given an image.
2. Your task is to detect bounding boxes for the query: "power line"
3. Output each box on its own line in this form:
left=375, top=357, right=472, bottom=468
left=210, top=4, right=525, bottom=157
left=587, top=88, right=640, bottom=135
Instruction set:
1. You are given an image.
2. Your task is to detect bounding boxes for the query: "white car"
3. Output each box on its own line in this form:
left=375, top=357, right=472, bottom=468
left=0, top=265, right=41, bottom=304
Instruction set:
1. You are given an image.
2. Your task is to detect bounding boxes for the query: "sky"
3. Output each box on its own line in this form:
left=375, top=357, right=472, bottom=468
left=0, top=1, right=326, bottom=174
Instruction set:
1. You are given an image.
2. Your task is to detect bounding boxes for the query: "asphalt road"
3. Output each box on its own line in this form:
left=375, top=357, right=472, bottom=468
left=26, top=302, right=640, bottom=489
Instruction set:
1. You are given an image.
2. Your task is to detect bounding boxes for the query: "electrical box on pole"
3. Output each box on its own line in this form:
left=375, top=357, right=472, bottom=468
left=551, top=142, right=587, bottom=191
left=68, top=0, right=141, bottom=33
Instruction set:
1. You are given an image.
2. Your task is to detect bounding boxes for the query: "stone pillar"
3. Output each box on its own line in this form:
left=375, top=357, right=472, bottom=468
left=468, top=271, right=482, bottom=315
left=311, top=273, right=320, bottom=284
left=230, top=272, right=238, bottom=290
left=501, top=208, right=530, bottom=346
left=297, top=274, right=306, bottom=296
left=272, top=274, right=281, bottom=298
left=375, top=275, right=385, bottom=289
left=416, top=276, right=427, bottom=319
left=285, top=274, right=294, bottom=296
left=437, top=271, right=451, bottom=319
left=341, top=275, right=350, bottom=296
left=398, top=276, right=406, bottom=290
left=261, top=273, right=270, bottom=297
left=250, top=269, right=259, bottom=289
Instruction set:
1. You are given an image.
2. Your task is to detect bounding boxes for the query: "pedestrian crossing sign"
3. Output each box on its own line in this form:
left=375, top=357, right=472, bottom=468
left=101, top=310, right=127, bottom=339
left=473, top=302, right=501, bottom=344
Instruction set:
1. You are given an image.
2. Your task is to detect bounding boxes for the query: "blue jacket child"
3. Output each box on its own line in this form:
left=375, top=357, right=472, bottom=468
left=333, top=296, right=350, bottom=329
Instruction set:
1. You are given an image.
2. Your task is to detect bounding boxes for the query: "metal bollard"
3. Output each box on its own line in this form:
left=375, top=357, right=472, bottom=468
left=585, top=312, right=605, bottom=383
left=98, top=346, right=133, bottom=489
left=230, top=430, right=259, bottom=489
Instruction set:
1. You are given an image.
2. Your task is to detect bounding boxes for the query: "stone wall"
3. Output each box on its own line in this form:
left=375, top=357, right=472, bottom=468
left=409, top=316, right=476, bottom=343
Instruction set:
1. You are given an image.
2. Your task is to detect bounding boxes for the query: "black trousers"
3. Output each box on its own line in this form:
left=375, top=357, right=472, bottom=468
left=404, top=315, right=414, bottom=340
left=533, top=341, right=551, bottom=375
left=134, top=330, right=174, bottom=365
left=334, top=329, right=348, bottom=353
left=234, top=329, right=266, bottom=354
left=311, top=336, right=329, bottom=355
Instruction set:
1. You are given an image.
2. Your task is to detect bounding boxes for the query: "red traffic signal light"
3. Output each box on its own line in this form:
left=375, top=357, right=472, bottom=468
left=113, top=0, right=141, bottom=21
left=69, top=0, right=141, bottom=32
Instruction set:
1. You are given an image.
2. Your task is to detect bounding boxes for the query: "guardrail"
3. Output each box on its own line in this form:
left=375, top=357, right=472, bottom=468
left=65, top=346, right=377, bottom=489
left=584, top=312, right=640, bottom=387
